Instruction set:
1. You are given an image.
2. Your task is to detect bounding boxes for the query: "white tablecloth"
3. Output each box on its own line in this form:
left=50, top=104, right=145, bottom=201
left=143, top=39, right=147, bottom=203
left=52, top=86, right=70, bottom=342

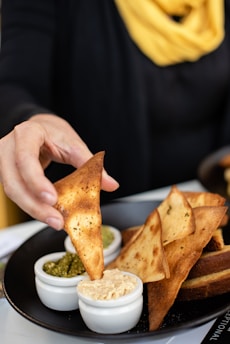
left=0, top=180, right=219, bottom=344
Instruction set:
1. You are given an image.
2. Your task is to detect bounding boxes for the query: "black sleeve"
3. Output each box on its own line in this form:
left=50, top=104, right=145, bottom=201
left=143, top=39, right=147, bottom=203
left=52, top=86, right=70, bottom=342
left=0, top=0, right=56, bottom=137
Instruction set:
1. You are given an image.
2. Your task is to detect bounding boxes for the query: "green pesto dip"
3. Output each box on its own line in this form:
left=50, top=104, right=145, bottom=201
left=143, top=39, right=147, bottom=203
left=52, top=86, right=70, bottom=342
left=43, top=226, right=114, bottom=277
left=43, top=252, right=85, bottom=277
left=101, top=225, right=114, bottom=248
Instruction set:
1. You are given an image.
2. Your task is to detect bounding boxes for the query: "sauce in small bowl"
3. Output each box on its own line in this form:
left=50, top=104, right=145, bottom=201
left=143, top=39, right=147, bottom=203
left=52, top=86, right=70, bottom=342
left=34, top=251, right=87, bottom=311
left=64, top=225, right=122, bottom=265
left=76, top=269, right=143, bottom=334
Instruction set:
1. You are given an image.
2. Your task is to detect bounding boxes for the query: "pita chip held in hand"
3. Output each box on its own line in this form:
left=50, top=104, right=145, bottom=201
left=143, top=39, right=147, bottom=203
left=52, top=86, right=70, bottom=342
left=54, top=151, right=105, bottom=280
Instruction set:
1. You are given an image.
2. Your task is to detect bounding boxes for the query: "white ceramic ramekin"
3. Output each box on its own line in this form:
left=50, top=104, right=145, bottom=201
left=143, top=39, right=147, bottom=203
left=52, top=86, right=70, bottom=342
left=34, top=251, right=86, bottom=311
left=76, top=270, right=143, bottom=334
left=64, top=225, right=122, bottom=265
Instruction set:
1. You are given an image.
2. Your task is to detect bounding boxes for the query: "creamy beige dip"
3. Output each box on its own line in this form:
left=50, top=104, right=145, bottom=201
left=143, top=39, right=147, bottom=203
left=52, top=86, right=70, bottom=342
left=77, top=269, right=137, bottom=300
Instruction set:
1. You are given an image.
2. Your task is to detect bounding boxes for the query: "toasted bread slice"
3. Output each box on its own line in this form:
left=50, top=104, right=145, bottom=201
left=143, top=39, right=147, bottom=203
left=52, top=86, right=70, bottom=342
left=54, top=151, right=105, bottom=280
left=178, top=268, right=230, bottom=301
left=188, top=244, right=230, bottom=279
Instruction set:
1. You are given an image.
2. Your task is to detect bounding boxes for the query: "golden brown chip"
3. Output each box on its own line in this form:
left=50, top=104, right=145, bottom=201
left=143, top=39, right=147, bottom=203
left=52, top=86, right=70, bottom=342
left=121, top=225, right=141, bottom=246
left=183, top=191, right=226, bottom=207
left=183, top=190, right=227, bottom=228
left=107, top=209, right=169, bottom=283
left=147, top=205, right=227, bottom=331
left=54, top=151, right=105, bottom=280
left=122, top=189, right=228, bottom=247
left=204, top=228, right=225, bottom=252
left=158, top=185, right=195, bottom=245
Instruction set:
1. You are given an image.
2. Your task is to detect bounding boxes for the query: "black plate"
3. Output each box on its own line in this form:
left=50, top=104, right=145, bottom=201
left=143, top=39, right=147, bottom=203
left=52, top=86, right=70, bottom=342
left=198, top=146, right=230, bottom=199
left=3, top=201, right=230, bottom=342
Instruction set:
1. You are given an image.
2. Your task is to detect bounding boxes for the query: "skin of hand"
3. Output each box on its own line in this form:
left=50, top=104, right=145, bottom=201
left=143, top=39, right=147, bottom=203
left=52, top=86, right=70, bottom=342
left=0, top=114, right=119, bottom=230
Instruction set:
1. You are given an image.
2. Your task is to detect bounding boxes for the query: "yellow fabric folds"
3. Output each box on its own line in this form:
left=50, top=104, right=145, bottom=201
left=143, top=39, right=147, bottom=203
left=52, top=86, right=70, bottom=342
left=115, top=0, right=224, bottom=66
left=0, top=184, right=28, bottom=228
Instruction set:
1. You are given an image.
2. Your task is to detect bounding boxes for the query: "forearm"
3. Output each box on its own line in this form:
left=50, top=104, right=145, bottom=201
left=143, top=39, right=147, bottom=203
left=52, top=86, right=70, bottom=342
left=0, top=84, right=53, bottom=137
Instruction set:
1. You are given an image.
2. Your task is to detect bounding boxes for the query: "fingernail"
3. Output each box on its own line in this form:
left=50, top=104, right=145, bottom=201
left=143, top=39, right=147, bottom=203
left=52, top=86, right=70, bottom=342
left=108, top=176, right=120, bottom=187
left=46, top=217, right=63, bottom=230
left=103, top=171, right=120, bottom=187
left=40, top=191, right=57, bottom=205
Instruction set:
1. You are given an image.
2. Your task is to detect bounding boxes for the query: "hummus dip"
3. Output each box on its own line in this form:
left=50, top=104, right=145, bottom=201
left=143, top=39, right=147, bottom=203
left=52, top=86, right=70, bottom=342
left=77, top=269, right=137, bottom=300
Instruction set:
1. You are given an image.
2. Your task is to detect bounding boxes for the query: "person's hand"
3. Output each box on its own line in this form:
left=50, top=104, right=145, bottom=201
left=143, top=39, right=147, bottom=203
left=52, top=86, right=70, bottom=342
left=0, top=114, right=119, bottom=229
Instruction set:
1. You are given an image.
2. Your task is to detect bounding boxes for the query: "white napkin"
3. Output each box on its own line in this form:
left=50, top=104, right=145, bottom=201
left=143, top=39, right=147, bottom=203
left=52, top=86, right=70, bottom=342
left=0, top=231, right=23, bottom=259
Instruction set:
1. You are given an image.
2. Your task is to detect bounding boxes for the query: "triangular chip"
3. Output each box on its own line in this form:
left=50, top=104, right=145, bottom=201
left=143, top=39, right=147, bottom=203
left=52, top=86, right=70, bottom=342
left=183, top=191, right=226, bottom=207
left=107, top=209, right=169, bottom=283
left=204, top=228, right=225, bottom=252
left=119, top=225, right=144, bottom=253
left=147, top=205, right=227, bottom=331
left=121, top=225, right=142, bottom=246
left=158, top=185, right=195, bottom=245
left=183, top=190, right=228, bottom=227
left=54, top=151, right=105, bottom=280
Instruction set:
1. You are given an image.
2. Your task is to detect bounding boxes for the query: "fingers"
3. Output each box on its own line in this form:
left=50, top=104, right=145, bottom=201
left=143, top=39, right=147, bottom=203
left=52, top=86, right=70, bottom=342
left=0, top=114, right=120, bottom=229
left=67, top=144, right=120, bottom=192
left=101, top=169, right=120, bottom=191
left=13, top=121, right=58, bottom=202
left=0, top=132, right=64, bottom=230
left=30, top=115, right=120, bottom=193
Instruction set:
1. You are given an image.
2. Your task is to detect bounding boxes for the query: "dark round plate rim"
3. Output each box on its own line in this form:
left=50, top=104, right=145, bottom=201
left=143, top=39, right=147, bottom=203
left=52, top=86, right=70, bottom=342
left=3, top=200, right=230, bottom=342
left=198, top=146, right=230, bottom=199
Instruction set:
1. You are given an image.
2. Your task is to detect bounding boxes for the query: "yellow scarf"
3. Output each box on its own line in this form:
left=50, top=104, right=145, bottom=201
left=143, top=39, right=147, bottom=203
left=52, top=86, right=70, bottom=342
left=115, top=0, right=224, bottom=66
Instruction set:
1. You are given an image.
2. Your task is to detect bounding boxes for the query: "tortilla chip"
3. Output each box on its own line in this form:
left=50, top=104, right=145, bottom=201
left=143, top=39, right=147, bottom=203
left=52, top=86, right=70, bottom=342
left=158, top=185, right=195, bottom=245
left=121, top=225, right=141, bottom=246
left=121, top=189, right=227, bottom=247
left=54, top=151, right=105, bottom=280
left=183, top=190, right=227, bottom=227
left=204, top=228, right=225, bottom=252
left=183, top=191, right=226, bottom=207
left=107, top=209, right=169, bottom=282
left=147, top=205, right=227, bottom=331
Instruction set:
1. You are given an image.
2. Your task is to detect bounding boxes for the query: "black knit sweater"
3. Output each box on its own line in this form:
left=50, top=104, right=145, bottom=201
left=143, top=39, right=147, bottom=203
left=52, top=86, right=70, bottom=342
left=0, top=0, right=230, bottom=202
